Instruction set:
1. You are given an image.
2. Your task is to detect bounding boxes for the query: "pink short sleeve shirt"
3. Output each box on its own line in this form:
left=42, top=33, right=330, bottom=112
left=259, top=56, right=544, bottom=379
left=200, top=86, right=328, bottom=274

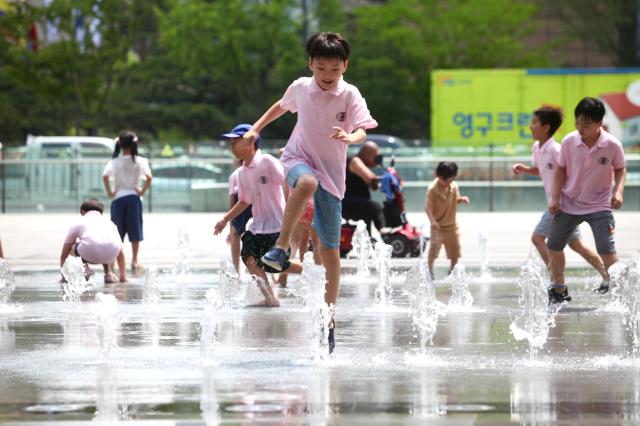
left=228, top=168, right=240, bottom=196
left=558, top=129, right=626, bottom=214
left=64, top=211, right=122, bottom=264
left=531, top=138, right=560, bottom=203
left=279, top=77, right=378, bottom=199
left=237, top=153, right=286, bottom=234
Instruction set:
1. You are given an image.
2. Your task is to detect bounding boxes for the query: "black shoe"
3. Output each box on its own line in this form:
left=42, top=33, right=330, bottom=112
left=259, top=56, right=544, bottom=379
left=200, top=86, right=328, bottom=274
left=328, top=327, right=335, bottom=354
left=548, top=286, right=571, bottom=305
left=593, top=281, right=610, bottom=294
left=261, top=247, right=288, bottom=271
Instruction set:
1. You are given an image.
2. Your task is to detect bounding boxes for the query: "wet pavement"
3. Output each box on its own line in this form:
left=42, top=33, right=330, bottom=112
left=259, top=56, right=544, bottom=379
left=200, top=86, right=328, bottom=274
left=1, top=264, right=640, bottom=425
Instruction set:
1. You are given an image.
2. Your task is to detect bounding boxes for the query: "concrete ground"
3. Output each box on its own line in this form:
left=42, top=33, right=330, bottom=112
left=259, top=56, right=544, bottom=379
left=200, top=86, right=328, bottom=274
left=1, top=211, right=639, bottom=271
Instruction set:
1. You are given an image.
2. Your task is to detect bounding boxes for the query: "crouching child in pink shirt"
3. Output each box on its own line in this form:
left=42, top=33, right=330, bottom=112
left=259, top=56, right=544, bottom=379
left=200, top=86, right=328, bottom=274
left=213, top=124, right=303, bottom=307
left=60, top=198, right=127, bottom=283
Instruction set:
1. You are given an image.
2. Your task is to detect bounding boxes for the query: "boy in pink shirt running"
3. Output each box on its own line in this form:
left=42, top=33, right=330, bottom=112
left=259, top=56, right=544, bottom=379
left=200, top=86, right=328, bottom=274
left=512, top=106, right=607, bottom=284
left=546, top=97, right=626, bottom=304
left=243, top=32, right=378, bottom=352
left=213, top=124, right=302, bottom=307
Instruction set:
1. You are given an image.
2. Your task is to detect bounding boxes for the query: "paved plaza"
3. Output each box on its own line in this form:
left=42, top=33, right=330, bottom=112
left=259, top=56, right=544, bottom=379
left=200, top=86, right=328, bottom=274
left=2, top=211, right=638, bottom=270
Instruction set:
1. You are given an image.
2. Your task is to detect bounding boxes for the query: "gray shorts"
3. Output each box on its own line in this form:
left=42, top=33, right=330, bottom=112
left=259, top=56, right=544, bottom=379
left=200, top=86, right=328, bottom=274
left=533, top=210, right=580, bottom=243
left=546, top=210, right=616, bottom=254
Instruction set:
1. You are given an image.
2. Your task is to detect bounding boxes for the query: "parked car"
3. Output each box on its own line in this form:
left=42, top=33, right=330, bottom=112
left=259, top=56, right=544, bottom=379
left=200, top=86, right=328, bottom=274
left=150, top=161, right=227, bottom=209
left=26, top=135, right=115, bottom=159
left=365, top=134, right=408, bottom=150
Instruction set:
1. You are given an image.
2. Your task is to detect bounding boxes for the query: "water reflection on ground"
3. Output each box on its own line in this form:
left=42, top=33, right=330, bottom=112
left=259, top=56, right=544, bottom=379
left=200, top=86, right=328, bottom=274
left=0, top=266, right=639, bottom=424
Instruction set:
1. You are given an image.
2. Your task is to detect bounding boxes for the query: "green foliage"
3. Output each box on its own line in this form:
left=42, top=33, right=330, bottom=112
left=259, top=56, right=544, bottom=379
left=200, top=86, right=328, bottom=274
left=349, top=0, right=548, bottom=138
left=540, top=0, right=640, bottom=66
left=0, top=0, right=552, bottom=142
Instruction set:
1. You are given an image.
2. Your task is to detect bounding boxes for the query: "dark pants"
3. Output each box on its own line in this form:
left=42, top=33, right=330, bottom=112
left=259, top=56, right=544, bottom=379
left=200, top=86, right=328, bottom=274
left=342, top=197, right=385, bottom=235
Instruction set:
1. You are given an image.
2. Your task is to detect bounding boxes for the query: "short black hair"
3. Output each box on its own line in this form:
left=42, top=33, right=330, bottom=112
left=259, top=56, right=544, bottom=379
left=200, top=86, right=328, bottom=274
left=306, top=32, right=350, bottom=62
left=435, top=161, right=458, bottom=179
left=80, top=198, right=104, bottom=214
left=533, top=106, right=563, bottom=137
left=574, top=97, right=605, bottom=122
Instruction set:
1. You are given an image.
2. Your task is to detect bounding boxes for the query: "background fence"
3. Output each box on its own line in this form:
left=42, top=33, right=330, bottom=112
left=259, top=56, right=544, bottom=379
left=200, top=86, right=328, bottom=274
left=1, top=146, right=638, bottom=213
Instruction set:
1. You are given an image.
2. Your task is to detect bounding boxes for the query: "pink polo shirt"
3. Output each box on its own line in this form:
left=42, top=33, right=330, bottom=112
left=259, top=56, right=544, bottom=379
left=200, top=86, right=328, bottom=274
left=237, top=152, right=286, bottom=234
left=279, top=77, right=378, bottom=199
left=64, top=211, right=122, bottom=264
left=531, top=137, right=560, bottom=203
left=228, top=168, right=240, bottom=195
left=558, top=129, right=626, bottom=215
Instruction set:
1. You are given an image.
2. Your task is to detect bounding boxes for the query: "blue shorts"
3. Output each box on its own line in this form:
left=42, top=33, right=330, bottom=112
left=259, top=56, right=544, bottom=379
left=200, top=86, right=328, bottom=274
left=533, top=210, right=580, bottom=243
left=547, top=210, right=616, bottom=254
left=230, top=193, right=252, bottom=235
left=110, top=194, right=143, bottom=242
left=287, top=164, right=342, bottom=249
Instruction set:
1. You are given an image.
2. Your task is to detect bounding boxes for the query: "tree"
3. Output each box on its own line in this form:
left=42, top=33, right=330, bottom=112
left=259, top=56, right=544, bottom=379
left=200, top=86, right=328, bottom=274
left=539, top=0, right=640, bottom=66
left=157, top=0, right=306, bottom=138
left=348, top=0, right=549, bottom=138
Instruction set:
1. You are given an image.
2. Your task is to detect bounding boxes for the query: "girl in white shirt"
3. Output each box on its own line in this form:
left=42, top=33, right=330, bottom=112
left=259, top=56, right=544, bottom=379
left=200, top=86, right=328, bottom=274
left=102, top=130, right=152, bottom=276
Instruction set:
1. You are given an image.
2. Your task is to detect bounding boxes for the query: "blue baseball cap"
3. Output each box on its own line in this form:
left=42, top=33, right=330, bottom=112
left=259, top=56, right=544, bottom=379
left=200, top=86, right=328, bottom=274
left=221, top=123, right=261, bottom=148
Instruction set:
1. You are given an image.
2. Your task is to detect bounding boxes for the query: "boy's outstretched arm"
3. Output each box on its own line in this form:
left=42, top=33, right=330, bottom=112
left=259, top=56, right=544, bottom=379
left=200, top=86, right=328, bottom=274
left=214, top=201, right=250, bottom=235
left=512, top=163, right=539, bottom=176
left=60, top=242, right=73, bottom=267
left=245, top=100, right=287, bottom=144
left=331, top=127, right=366, bottom=145
left=612, top=167, right=626, bottom=209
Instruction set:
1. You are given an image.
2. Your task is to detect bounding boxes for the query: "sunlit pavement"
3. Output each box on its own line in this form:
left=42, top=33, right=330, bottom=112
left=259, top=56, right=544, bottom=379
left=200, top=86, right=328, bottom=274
left=0, top=212, right=639, bottom=424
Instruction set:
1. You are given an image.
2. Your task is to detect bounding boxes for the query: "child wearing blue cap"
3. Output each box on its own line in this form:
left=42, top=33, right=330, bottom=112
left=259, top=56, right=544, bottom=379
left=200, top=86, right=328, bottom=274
left=214, top=124, right=302, bottom=307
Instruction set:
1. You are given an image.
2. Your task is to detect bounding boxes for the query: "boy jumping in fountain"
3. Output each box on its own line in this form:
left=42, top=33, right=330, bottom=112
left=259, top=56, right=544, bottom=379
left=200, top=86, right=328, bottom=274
left=242, top=32, right=378, bottom=352
left=512, top=106, right=608, bottom=288
left=546, top=97, right=626, bottom=304
left=214, top=124, right=303, bottom=307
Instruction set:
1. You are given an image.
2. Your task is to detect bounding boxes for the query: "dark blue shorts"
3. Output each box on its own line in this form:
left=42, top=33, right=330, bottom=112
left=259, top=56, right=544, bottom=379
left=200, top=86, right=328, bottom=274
left=230, top=193, right=252, bottom=235
left=110, top=194, right=143, bottom=242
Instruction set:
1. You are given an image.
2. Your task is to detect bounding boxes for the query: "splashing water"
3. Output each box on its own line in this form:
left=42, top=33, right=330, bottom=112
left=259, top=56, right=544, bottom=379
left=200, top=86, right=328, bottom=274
left=299, top=252, right=332, bottom=360
left=0, top=258, right=15, bottom=305
left=406, top=262, right=446, bottom=354
left=374, top=242, right=393, bottom=307
left=94, top=292, right=120, bottom=360
left=446, top=264, right=473, bottom=308
left=610, top=260, right=640, bottom=354
left=200, top=288, right=223, bottom=362
left=477, top=230, right=490, bottom=278
left=200, top=367, right=220, bottom=425
left=142, top=266, right=161, bottom=306
left=61, top=257, right=88, bottom=303
left=218, top=260, right=244, bottom=308
left=352, top=220, right=373, bottom=277
left=510, top=260, right=557, bottom=359
left=172, top=227, right=193, bottom=276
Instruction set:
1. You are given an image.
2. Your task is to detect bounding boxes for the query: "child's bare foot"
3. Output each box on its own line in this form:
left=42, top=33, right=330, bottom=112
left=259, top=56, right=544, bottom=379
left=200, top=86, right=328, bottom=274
left=104, top=272, right=118, bottom=284
left=131, top=263, right=145, bottom=277
left=83, top=264, right=95, bottom=281
left=276, top=273, right=288, bottom=288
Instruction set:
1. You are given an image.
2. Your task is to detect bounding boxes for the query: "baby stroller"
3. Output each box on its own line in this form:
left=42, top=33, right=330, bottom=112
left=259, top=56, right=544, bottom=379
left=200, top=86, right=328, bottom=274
left=378, top=158, right=425, bottom=257
left=339, top=158, right=425, bottom=258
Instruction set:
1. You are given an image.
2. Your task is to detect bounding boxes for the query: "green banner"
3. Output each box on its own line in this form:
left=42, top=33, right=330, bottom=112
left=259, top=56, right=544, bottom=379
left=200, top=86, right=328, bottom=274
left=431, top=68, right=640, bottom=148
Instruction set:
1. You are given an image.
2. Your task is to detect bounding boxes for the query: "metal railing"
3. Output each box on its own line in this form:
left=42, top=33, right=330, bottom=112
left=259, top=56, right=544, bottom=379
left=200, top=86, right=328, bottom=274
left=1, top=150, right=638, bottom=213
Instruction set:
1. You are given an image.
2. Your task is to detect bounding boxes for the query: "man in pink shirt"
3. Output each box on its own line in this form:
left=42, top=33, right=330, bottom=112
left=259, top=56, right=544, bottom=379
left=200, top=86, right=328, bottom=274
left=243, top=32, right=378, bottom=353
left=512, top=106, right=607, bottom=285
left=60, top=199, right=126, bottom=283
left=214, top=124, right=302, bottom=307
left=547, top=97, right=626, bottom=304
